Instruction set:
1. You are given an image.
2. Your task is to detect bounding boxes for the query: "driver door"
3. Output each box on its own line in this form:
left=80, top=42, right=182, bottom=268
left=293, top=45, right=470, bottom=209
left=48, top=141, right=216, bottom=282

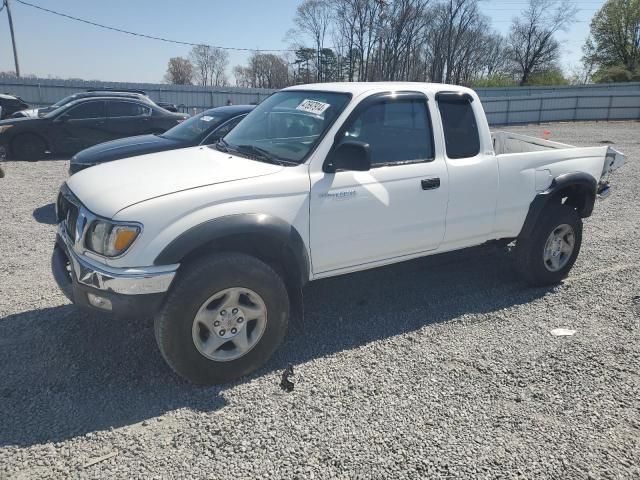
left=53, top=100, right=108, bottom=154
left=309, top=92, right=449, bottom=275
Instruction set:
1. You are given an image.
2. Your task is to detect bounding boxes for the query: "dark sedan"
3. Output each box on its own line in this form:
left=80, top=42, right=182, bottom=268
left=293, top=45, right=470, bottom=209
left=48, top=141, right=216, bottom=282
left=0, top=96, right=188, bottom=160
left=69, top=105, right=254, bottom=174
left=9, top=89, right=173, bottom=119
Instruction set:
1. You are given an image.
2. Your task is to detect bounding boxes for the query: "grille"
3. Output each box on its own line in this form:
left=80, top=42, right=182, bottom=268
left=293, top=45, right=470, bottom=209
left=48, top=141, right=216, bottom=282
left=57, top=191, right=80, bottom=240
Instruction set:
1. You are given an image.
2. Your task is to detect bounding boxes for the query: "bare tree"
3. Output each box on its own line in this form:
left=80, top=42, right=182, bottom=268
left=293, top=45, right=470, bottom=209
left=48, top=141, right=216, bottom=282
left=289, top=0, right=513, bottom=86
left=483, top=34, right=510, bottom=78
left=507, top=0, right=578, bottom=85
left=294, top=0, right=333, bottom=81
left=371, top=0, right=432, bottom=81
left=189, top=45, right=230, bottom=86
left=163, top=57, right=194, bottom=85
left=234, top=53, right=291, bottom=89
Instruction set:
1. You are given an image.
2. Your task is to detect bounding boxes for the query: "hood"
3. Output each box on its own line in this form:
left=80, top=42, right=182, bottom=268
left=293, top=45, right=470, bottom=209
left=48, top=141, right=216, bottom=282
left=0, top=115, right=45, bottom=126
left=67, top=146, right=284, bottom=218
left=72, top=134, right=183, bottom=165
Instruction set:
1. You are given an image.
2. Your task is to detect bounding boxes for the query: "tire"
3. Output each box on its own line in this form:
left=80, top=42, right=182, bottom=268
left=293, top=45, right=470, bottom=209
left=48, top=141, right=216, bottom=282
left=515, top=204, right=583, bottom=286
left=154, top=252, right=290, bottom=385
left=11, top=133, right=47, bottom=161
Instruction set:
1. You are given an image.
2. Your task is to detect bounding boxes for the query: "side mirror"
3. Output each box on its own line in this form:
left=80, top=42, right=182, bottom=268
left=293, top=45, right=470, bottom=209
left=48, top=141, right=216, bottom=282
left=324, top=140, right=371, bottom=173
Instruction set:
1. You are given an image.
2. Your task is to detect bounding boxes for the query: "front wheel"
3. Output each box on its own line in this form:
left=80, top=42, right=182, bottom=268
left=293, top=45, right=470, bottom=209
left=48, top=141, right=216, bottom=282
left=515, top=204, right=583, bottom=286
left=154, top=252, right=289, bottom=385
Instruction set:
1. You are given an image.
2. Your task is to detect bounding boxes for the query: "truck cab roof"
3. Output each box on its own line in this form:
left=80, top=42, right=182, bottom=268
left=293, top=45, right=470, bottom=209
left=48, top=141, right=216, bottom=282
left=284, top=82, right=475, bottom=97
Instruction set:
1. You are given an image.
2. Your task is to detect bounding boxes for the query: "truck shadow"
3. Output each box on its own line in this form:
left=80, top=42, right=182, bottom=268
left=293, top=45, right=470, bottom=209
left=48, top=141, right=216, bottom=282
left=0, top=247, right=552, bottom=447
left=32, top=202, right=57, bottom=225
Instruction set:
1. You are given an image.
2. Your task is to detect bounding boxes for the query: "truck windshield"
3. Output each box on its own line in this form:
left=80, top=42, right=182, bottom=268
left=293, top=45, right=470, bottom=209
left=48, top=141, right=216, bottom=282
left=222, top=91, right=351, bottom=164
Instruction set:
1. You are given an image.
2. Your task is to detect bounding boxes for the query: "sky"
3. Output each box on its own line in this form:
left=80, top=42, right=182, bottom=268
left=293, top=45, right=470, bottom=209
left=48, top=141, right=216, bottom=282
left=0, top=0, right=607, bottom=84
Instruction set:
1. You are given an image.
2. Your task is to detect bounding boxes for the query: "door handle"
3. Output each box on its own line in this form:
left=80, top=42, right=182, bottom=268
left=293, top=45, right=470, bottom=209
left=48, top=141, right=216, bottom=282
left=421, top=177, right=440, bottom=190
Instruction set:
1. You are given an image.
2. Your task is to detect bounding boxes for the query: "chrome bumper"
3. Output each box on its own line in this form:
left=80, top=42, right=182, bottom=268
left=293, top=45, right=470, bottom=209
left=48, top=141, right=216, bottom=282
left=57, top=225, right=177, bottom=296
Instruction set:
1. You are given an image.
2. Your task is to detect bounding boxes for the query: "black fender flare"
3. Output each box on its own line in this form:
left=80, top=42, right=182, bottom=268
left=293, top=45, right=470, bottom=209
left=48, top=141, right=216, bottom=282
left=154, top=214, right=310, bottom=287
left=518, top=172, right=597, bottom=239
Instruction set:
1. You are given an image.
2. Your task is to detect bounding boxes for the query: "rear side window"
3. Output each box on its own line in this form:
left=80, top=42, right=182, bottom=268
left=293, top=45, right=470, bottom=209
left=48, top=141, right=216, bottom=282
left=107, top=101, right=151, bottom=118
left=340, top=97, right=434, bottom=167
left=438, top=98, right=480, bottom=159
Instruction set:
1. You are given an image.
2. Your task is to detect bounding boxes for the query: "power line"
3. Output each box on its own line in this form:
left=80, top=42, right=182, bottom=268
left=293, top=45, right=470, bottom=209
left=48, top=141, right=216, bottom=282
left=14, top=0, right=297, bottom=52
left=13, top=0, right=594, bottom=53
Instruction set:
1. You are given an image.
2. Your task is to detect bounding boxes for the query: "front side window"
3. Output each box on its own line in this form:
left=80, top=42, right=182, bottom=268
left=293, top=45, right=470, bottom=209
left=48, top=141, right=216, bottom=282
left=339, top=96, right=434, bottom=167
left=64, top=101, right=105, bottom=120
left=437, top=98, right=480, bottom=159
left=223, top=91, right=351, bottom=164
left=107, top=101, right=150, bottom=118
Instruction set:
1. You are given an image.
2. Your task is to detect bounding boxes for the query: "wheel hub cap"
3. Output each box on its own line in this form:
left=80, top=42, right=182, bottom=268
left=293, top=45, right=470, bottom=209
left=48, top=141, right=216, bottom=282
left=215, top=307, right=246, bottom=339
left=191, top=287, right=267, bottom=362
left=543, top=224, right=575, bottom=272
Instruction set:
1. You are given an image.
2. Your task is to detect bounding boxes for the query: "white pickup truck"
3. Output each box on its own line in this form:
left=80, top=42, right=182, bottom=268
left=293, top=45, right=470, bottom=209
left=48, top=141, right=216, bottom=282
left=52, top=82, right=625, bottom=384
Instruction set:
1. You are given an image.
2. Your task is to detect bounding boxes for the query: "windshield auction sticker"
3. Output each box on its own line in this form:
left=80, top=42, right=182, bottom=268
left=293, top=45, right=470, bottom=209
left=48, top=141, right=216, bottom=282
left=296, top=99, right=331, bottom=115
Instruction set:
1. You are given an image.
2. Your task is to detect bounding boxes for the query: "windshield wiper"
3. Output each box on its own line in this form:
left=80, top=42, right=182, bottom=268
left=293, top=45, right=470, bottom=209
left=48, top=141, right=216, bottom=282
left=236, top=144, right=297, bottom=166
left=214, top=138, right=234, bottom=153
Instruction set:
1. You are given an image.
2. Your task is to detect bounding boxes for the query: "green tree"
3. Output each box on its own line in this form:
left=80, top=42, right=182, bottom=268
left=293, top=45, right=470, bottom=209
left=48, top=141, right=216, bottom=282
left=293, top=48, right=316, bottom=83
left=472, top=74, right=516, bottom=88
left=527, top=68, right=569, bottom=85
left=163, top=57, right=194, bottom=85
left=586, top=0, right=640, bottom=82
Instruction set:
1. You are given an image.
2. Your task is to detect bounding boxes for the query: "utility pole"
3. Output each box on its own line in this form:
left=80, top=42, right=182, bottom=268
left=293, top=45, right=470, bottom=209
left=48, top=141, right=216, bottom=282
left=4, top=0, right=21, bottom=77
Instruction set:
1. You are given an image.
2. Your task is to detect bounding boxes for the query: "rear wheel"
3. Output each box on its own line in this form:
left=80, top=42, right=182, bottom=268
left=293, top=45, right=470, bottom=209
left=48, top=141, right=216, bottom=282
left=515, top=204, right=582, bottom=286
left=154, top=252, right=289, bottom=385
left=11, top=133, right=47, bottom=161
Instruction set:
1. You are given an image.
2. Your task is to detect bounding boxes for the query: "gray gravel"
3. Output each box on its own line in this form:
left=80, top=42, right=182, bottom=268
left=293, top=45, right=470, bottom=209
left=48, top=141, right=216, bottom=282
left=1, top=121, right=639, bottom=479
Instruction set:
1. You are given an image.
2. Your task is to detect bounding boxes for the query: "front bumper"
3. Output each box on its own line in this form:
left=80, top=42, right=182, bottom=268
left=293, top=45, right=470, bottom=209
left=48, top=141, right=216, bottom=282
left=52, top=230, right=177, bottom=317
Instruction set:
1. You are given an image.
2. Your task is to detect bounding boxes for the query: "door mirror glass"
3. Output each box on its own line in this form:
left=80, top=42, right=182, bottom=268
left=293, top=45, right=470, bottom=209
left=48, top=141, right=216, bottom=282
left=325, top=140, right=371, bottom=173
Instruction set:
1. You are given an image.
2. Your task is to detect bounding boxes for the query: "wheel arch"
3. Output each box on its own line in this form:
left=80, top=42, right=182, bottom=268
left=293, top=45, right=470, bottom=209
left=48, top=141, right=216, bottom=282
left=519, top=172, right=596, bottom=239
left=154, top=214, right=311, bottom=290
left=10, top=130, right=50, bottom=157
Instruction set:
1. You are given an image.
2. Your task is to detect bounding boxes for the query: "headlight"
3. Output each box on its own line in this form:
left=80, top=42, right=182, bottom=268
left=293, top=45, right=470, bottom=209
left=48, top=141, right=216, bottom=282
left=85, top=220, right=141, bottom=257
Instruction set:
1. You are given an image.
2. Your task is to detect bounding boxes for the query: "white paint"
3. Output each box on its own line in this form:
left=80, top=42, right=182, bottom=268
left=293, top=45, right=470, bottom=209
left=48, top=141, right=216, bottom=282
left=63, top=82, right=626, bottom=279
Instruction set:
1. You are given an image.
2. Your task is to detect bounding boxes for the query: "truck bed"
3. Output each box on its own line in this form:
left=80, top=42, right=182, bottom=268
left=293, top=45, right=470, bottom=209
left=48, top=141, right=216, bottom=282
left=489, top=130, right=625, bottom=239
left=491, top=130, right=625, bottom=176
left=491, top=131, right=576, bottom=155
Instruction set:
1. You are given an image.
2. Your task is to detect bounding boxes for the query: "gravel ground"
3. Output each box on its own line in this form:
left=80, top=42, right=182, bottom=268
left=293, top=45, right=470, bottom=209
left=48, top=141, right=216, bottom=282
left=0, top=121, right=638, bottom=479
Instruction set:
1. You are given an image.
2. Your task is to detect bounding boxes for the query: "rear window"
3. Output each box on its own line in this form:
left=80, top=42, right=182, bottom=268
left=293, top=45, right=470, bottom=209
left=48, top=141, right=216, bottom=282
left=438, top=99, right=480, bottom=159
